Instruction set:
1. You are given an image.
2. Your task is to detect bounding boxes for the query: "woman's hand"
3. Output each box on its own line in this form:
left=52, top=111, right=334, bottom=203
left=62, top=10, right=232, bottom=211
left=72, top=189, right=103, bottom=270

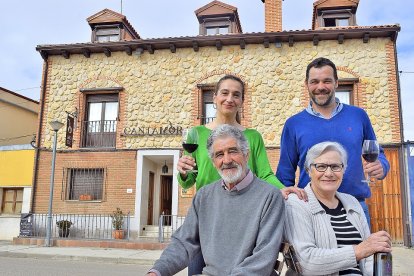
left=177, top=155, right=196, bottom=179
left=280, top=187, right=308, bottom=201
left=354, top=230, right=392, bottom=261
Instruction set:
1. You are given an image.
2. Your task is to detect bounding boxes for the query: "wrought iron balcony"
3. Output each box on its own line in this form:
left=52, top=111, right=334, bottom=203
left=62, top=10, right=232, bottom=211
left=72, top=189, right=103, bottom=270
left=201, top=116, right=215, bottom=125
left=81, top=120, right=116, bottom=148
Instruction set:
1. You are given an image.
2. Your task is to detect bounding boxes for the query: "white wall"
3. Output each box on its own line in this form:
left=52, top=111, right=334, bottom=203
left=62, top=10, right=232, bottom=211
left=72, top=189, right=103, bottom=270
left=0, top=187, right=32, bottom=240
left=0, top=216, right=20, bottom=240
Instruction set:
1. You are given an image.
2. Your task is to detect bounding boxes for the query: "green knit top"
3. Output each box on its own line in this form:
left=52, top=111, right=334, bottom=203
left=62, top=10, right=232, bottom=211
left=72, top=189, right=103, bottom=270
left=178, top=125, right=284, bottom=190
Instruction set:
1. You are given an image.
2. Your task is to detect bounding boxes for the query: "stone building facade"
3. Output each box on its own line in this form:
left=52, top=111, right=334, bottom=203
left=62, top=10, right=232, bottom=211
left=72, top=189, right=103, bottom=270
left=32, top=1, right=406, bottom=242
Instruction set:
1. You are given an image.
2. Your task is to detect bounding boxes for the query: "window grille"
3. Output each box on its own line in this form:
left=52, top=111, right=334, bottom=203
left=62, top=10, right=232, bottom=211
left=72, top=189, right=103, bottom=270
left=64, top=168, right=105, bottom=201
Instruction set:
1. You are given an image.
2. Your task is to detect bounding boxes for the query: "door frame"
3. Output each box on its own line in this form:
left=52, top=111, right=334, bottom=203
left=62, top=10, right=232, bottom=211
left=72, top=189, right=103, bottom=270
left=133, top=150, right=180, bottom=233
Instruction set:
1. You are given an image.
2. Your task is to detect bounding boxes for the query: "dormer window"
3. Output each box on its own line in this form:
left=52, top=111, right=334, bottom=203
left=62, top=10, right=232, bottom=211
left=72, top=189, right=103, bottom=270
left=95, top=25, right=120, bottom=42
left=312, top=0, right=359, bottom=30
left=195, top=1, right=242, bottom=35
left=87, top=9, right=140, bottom=43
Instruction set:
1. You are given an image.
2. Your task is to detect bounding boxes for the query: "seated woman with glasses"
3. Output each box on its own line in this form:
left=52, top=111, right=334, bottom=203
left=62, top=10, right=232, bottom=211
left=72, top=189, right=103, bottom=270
left=284, top=141, right=391, bottom=275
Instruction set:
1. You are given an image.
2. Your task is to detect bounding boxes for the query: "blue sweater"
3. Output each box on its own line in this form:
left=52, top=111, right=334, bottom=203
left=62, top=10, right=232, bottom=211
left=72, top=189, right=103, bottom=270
left=276, top=104, right=390, bottom=200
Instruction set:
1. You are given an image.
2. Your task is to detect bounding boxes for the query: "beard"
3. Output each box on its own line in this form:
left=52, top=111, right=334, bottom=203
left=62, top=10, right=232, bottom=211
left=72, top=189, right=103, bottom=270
left=218, top=162, right=244, bottom=185
left=310, top=90, right=335, bottom=107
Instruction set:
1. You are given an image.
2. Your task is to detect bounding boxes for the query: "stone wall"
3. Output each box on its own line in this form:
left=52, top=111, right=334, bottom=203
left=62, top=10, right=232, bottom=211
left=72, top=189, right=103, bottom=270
left=41, top=37, right=400, bottom=151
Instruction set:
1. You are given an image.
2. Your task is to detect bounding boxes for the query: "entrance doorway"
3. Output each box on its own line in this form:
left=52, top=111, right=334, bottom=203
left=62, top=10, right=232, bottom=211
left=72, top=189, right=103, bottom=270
left=160, top=175, right=173, bottom=225
left=134, top=150, right=180, bottom=236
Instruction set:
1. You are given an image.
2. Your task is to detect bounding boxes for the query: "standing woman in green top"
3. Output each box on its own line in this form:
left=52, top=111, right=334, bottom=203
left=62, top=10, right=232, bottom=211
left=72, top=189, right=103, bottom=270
left=178, top=74, right=306, bottom=276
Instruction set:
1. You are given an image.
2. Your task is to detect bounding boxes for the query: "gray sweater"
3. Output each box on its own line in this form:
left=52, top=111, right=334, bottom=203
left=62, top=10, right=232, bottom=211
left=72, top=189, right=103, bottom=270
left=152, top=176, right=285, bottom=276
left=284, top=184, right=373, bottom=276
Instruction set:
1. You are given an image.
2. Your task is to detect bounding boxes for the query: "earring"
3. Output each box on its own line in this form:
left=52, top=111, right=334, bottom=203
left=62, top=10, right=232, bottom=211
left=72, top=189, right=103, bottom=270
left=213, top=103, right=217, bottom=109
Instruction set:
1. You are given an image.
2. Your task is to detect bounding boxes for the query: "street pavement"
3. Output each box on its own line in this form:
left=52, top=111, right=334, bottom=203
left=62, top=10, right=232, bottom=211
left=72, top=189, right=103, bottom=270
left=0, top=240, right=413, bottom=275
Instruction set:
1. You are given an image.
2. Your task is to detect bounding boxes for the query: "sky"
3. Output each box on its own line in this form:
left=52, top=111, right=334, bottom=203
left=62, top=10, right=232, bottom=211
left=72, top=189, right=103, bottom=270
left=1, top=0, right=413, bottom=140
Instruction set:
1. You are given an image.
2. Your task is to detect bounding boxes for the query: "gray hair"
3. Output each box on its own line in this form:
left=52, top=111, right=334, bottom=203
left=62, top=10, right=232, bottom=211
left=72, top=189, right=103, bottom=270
left=304, top=141, right=348, bottom=171
left=207, top=124, right=249, bottom=159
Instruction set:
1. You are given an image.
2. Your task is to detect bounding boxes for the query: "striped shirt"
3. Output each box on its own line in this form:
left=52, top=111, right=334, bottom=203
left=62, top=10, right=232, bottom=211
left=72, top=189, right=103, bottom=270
left=320, top=199, right=363, bottom=275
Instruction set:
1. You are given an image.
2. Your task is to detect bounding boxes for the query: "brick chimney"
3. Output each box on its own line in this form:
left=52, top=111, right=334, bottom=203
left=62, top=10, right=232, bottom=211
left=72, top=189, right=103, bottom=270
left=263, top=0, right=282, bottom=32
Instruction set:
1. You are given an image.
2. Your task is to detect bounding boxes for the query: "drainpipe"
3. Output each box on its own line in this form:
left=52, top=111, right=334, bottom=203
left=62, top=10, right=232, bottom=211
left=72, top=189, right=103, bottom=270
left=30, top=51, right=49, bottom=212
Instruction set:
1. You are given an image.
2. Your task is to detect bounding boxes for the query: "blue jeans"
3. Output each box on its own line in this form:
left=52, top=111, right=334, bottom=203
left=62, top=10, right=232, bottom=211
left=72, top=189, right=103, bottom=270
left=188, top=251, right=205, bottom=276
left=359, top=200, right=371, bottom=228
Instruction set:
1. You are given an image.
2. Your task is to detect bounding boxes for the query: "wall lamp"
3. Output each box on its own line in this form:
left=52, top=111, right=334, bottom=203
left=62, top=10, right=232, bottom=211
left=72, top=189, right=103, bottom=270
left=275, top=40, right=282, bottom=48
left=135, top=47, right=144, bottom=56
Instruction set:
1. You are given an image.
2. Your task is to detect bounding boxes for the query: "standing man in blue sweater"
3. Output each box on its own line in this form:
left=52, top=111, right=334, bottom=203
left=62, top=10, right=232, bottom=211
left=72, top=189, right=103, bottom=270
left=276, top=57, right=390, bottom=224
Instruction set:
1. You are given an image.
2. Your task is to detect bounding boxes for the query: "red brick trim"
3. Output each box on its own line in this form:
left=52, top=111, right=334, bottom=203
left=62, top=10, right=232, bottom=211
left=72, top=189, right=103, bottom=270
left=40, top=59, right=53, bottom=148
left=385, top=42, right=401, bottom=142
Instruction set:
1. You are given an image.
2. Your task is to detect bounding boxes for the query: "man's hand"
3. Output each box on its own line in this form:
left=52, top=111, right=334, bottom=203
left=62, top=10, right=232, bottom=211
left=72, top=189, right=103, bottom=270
left=363, top=159, right=384, bottom=179
left=146, top=273, right=157, bottom=276
left=353, top=230, right=392, bottom=261
left=280, top=187, right=308, bottom=201
left=177, top=155, right=196, bottom=179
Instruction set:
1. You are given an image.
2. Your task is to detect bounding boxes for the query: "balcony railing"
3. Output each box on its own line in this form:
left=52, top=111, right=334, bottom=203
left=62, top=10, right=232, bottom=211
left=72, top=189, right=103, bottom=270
left=82, top=120, right=116, bottom=148
left=201, top=116, right=215, bottom=125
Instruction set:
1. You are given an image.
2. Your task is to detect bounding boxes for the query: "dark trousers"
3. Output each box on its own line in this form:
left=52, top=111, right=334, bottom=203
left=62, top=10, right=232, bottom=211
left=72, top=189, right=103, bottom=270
left=188, top=251, right=205, bottom=276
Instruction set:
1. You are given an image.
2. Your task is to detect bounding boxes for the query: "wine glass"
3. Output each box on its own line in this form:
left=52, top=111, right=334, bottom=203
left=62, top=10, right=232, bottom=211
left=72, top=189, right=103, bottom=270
left=361, top=139, right=379, bottom=183
left=182, top=128, right=199, bottom=173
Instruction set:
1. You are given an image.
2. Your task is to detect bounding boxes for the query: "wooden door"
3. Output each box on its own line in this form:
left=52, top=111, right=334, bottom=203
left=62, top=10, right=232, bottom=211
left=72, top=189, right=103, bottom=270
left=366, top=147, right=404, bottom=244
left=160, top=176, right=173, bottom=226
left=147, top=172, right=154, bottom=225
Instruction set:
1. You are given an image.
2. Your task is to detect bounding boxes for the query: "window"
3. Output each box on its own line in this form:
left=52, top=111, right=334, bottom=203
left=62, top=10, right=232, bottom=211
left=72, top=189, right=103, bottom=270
left=199, top=86, right=216, bottom=124
left=206, top=26, right=229, bottom=35
left=319, top=9, right=354, bottom=27
left=337, top=18, right=350, bottom=26
left=202, top=17, right=231, bottom=35
left=1, top=188, right=23, bottom=214
left=95, top=26, right=120, bottom=42
left=66, top=168, right=105, bottom=201
left=82, top=94, right=118, bottom=148
left=324, top=17, right=350, bottom=27
left=336, top=84, right=354, bottom=105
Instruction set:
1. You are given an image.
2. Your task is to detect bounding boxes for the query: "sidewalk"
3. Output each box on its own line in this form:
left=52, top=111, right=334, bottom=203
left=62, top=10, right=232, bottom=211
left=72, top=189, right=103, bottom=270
left=0, top=240, right=161, bottom=265
left=1, top=240, right=413, bottom=275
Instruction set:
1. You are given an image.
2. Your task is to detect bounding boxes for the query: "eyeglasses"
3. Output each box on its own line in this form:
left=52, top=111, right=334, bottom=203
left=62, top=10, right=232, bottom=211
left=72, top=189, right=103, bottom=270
left=311, top=163, right=344, bottom=172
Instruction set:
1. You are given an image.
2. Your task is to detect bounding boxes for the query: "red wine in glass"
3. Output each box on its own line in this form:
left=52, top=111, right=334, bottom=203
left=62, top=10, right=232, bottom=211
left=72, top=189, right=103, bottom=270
left=182, top=128, right=199, bottom=172
left=182, top=143, right=198, bottom=153
left=362, top=153, right=379, bottom=163
left=361, top=139, right=379, bottom=183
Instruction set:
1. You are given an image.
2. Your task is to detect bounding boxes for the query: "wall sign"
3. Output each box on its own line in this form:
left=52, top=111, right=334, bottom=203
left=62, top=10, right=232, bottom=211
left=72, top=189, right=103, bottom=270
left=65, top=115, right=74, bottom=147
left=123, top=122, right=183, bottom=137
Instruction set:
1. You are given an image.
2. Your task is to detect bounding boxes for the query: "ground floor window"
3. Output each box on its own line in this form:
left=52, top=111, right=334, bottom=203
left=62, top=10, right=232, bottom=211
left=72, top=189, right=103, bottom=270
left=1, top=188, right=23, bottom=214
left=65, top=168, right=105, bottom=201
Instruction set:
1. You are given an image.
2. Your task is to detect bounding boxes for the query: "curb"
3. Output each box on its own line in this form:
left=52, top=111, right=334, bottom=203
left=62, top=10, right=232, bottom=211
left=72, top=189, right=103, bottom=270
left=0, top=251, right=156, bottom=265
